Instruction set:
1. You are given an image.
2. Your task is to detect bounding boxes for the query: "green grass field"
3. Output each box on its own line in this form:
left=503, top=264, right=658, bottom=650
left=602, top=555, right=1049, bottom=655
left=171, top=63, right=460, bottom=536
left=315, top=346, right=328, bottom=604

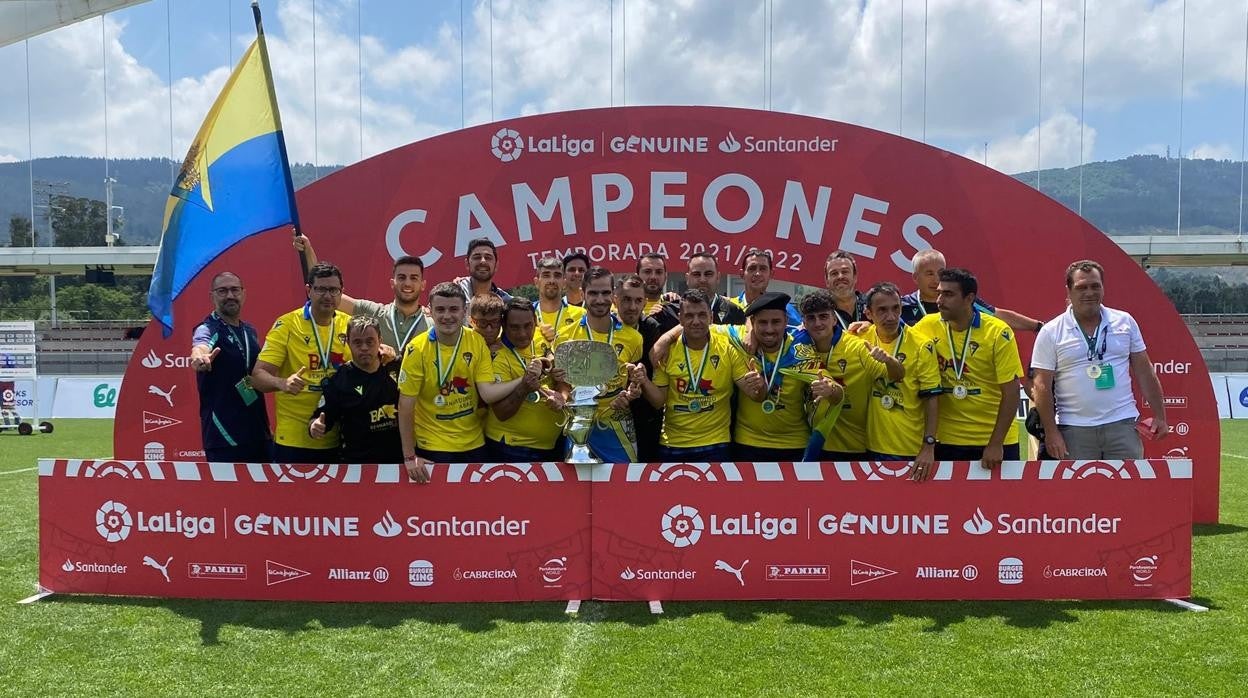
left=1, top=421, right=1245, bottom=695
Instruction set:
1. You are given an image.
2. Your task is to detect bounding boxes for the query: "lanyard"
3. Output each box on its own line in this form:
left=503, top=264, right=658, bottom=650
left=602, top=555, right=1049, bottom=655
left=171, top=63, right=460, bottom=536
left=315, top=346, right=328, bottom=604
left=756, top=336, right=790, bottom=393
left=1081, top=316, right=1109, bottom=362
left=389, top=305, right=422, bottom=350
left=508, top=342, right=534, bottom=370
left=682, top=337, right=712, bottom=394
left=581, top=316, right=615, bottom=345
left=310, top=315, right=333, bottom=370
left=945, top=321, right=973, bottom=381
left=213, top=312, right=250, bottom=368
left=885, top=325, right=906, bottom=357
left=432, top=330, right=464, bottom=388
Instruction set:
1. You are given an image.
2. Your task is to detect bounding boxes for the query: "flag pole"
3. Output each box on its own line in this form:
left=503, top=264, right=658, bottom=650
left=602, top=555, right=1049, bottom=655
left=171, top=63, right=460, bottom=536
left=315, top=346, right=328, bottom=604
left=251, top=0, right=308, bottom=282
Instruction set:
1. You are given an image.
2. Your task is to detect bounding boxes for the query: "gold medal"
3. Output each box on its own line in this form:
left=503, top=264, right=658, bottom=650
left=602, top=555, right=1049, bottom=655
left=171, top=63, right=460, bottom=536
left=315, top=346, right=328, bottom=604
left=880, top=394, right=895, bottom=409
left=1087, top=364, right=1103, bottom=379
left=952, top=385, right=968, bottom=400
left=434, top=394, right=447, bottom=407
left=688, top=399, right=702, bottom=413
left=761, top=399, right=777, bottom=414
left=526, top=391, right=540, bottom=403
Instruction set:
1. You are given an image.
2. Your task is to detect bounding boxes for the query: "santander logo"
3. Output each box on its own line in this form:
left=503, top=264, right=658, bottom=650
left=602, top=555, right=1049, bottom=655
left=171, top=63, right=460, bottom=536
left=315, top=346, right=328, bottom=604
left=718, top=132, right=742, bottom=153
left=963, top=508, right=993, bottom=535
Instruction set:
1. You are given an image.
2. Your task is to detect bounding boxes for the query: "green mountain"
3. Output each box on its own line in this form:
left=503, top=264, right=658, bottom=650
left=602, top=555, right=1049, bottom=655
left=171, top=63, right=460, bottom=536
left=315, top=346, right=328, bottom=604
left=0, top=153, right=1240, bottom=245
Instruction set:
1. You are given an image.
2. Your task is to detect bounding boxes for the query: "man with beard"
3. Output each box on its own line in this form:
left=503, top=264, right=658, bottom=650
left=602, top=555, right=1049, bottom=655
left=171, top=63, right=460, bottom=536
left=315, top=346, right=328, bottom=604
left=533, top=256, right=585, bottom=356
left=824, top=250, right=869, bottom=329
left=487, top=298, right=567, bottom=461
left=562, top=252, right=590, bottom=307
left=614, top=274, right=664, bottom=461
left=251, top=262, right=353, bottom=464
left=309, top=316, right=401, bottom=463
left=398, top=282, right=521, bottom=482
left=554, top=267, right=645, bottom=462
left=912, top=267, right=1023, bottom=469
left=292, top=235, right=427, bottom=353
left=860, top=282, right=942, bottom=479
left=637, top=253, right=668, bottom=316
left=793, top=289, right=901, bottom=461
left=901, top=248, right=1044, bottom=332
left=637, top=288, right=759, bottom=461
left=730, top=249, right=802, bottom=327
left=729, top=292, right=809, bottom=461
left=189, top=271, right=271, bottom=462
left=454, top=238, right=512, bottom=312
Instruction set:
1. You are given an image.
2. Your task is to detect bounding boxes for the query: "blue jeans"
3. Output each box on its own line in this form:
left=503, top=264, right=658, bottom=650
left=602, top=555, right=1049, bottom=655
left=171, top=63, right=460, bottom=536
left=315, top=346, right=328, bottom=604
left=487, top=438, right=562, bottom=463
left=657, top=443, right=732, bottom=462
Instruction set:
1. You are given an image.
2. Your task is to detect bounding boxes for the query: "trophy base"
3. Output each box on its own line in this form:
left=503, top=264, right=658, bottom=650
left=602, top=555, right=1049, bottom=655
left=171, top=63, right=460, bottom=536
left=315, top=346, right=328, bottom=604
left=564, top=441, right=602, bottom=464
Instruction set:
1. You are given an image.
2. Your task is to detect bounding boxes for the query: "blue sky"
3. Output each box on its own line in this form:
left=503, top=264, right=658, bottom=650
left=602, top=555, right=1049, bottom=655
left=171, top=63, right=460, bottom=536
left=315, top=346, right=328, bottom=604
left=0, top=0, right=1245, bottom=173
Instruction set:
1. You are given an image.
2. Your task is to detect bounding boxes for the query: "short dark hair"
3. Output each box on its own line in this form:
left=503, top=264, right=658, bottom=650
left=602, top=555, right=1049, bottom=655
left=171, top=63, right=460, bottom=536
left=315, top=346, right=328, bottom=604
left=535, top=256, right=563, bottom=274
left=742, top=248, right=772, bottom=270
left=865, top=281, right=902, bottom=309
left=563, top=252, right=590, bottom=270
left=799, top=289, right=836, bottom=317
left=681, top=288, right=711, bottom=307
left=393, top=255, right=424, bottom=273
left=688, top=252, right=718, bottom=269
left=938, top=267, right=978, bottom=297
left=429, top=281, right=467, bottom=303
left=618, top=274, right=645, bottom=291
left=636, top=253, right=666, bottom=273
left=583, top=266, right=615, bottom=290
left=824, top=250, right=857, bottom=274
left=1065, top=259, right=1105, bottom=289
left=469, top=293, right=505, bottom=317
left=502, top=297, right=537, bottom=326
left=466, top=238, right=497, bottom=257
left=346, top=315, right=380, bottom=340
left=306, top=261, right=343, bottom=286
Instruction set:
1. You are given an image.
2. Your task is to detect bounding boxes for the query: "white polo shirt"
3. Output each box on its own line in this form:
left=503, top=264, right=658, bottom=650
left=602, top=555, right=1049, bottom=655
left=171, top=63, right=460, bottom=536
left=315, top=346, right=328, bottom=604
left=1031, top=305, right=1146, bottom=427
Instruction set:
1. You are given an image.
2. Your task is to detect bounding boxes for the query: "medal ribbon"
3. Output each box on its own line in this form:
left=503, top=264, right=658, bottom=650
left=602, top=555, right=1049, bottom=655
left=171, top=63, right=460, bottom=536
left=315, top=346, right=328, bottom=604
left=389, top=305, right=422, bottom=351
left=581, top=316, right=615, bottom=346
left=682, top=337, right=712, bottom=395
left=757, top=335, right=790, bottom=395
left=311, top=315, right=334, bottom=370
left=945, top=321, right=972, bottom=382
left=433, top=329, right=464, bottom=390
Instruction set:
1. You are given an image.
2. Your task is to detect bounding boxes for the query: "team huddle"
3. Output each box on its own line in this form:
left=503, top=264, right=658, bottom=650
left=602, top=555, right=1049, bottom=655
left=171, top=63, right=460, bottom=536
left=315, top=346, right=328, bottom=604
left=189, top=235, right=1169, bottom=482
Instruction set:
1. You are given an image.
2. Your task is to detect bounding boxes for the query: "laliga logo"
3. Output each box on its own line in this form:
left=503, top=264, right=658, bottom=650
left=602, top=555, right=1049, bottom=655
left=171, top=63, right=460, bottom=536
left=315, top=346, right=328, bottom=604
left=96, top=500, right=133, bottom=542
left=491, top=128, right=524, bottom=162
left=661, top=504, right=704, bottom=548
left=963, top=508, right=993, bottom=535
left=718, top=132, right=742, bottom=153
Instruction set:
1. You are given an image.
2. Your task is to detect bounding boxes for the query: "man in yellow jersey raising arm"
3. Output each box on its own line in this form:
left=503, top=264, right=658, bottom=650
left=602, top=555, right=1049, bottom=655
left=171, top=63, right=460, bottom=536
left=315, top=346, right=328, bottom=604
left=251, top=262, right=353, bottom=464
left=728, top=292, right=809, bottom=461
left=487, top=298, right=567, bottom=461
left=532, top=256, right=585, bottom=356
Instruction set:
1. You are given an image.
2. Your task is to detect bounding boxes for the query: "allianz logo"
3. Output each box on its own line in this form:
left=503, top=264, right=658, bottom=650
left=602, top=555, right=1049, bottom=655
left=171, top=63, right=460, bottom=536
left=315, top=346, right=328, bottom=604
left=962, top=507, right=1122, bottom=536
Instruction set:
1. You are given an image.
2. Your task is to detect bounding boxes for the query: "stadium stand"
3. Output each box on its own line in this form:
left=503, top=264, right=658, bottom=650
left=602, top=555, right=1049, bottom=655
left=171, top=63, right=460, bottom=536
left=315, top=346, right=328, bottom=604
left=35, top=321, right=142, bottom=374
left=1183, top=314, right=1248, bottom=371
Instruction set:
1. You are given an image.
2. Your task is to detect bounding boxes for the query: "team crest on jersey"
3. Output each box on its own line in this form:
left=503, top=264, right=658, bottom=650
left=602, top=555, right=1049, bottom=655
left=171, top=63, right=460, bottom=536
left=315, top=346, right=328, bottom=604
left=896, top=352, right=907, bottom=364
left=354, top=385, right=364, bottom=395
left=337, top=333, right=347, bottom=343
left=837, top=359, right=848, bottom=373
left=615, top=343, right=624, bottom=355
left=303, top=336, right=311, bottom=344
left=272, top=320, right=284, bottom=329
left=1001, top=330, right=1011, bottom=341
left=710, top=355, right=720, bottom=368
left=464, top=352, right=474, bottom=364
left=969, top=341, right=981, bottom=357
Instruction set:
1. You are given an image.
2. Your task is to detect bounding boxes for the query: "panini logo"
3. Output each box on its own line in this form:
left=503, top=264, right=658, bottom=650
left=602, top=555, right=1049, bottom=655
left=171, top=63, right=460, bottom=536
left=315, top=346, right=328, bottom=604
left=188, top=562, right=247, bottom=580
left=766, top=564, right=830, bottom=581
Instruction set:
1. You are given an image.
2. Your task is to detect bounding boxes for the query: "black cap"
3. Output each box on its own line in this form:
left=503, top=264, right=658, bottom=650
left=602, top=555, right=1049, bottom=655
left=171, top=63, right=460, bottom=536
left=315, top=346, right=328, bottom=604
left=744, top=291, right=791, bottom=317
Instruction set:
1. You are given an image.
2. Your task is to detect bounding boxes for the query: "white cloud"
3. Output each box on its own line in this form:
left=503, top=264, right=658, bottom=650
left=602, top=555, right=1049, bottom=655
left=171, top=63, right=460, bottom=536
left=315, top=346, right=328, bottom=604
left=1188, top=142, right=1236, bottom=160
left=967, top=110, right=1096, bottom=173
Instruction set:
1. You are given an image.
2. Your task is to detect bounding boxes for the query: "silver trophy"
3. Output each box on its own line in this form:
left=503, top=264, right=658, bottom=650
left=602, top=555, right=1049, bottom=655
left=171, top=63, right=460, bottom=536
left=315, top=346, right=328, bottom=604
left=555, top=340, right=621, bottom=464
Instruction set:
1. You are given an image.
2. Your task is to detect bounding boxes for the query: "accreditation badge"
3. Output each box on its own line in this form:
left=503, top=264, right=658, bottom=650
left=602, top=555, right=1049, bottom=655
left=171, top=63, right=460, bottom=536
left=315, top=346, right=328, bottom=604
left=1093, top=364, right=1115, bottom=390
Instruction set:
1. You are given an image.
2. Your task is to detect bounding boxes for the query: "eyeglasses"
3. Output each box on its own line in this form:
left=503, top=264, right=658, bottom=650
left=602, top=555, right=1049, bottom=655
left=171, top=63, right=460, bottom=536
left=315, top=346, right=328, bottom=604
left=311, top=286, right=342, bottom=296
left=213, top=286, right=244, bottom=297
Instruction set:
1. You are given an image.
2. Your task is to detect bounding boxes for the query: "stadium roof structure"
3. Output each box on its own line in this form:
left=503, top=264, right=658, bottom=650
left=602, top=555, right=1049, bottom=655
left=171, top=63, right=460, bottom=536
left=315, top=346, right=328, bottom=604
left=0, top=0, right=150, bottom=48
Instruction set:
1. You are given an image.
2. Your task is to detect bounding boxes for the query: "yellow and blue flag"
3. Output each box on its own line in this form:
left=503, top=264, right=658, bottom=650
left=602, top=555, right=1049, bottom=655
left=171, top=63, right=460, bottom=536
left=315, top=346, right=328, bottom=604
left=148, top=34, right=298, bottom=336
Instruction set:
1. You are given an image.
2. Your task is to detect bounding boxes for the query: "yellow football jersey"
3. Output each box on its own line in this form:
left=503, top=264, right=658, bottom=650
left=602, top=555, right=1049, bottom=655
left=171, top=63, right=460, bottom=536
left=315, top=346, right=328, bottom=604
left=398, top=328, right=496, bottom=453
left=257, top=305, right=353, bottom=449
left=861, top=324, right=942, bottom=456
left=653, top=332, right=748, bottom=448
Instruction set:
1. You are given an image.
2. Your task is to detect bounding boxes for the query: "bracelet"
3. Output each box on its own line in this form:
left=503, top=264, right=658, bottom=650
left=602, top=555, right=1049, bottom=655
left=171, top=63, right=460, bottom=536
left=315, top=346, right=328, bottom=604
left=404, top=453, right=418, bottom=463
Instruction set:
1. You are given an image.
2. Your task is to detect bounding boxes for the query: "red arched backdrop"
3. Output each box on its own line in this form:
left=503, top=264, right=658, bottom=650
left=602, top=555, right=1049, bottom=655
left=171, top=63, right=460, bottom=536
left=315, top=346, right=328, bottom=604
left=113, top=106, right=1219, bottom=522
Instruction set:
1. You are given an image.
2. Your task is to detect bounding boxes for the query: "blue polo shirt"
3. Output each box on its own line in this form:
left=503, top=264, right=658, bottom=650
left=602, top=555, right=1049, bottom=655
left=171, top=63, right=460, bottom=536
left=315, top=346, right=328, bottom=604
left=192, top=313, right=271, bottom=451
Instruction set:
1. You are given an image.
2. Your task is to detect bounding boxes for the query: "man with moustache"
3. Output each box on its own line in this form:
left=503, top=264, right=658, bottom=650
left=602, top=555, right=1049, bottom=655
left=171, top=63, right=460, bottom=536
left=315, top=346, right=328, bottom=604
left=912, top=267, right=1023, bottom=469
left=292, top=235, right=427, bottom=352
left=398, top=282, right=522, bottom=482
left=860, top=282, right=942, bottom=479
left=729, top=292, right=810, bottom=461
left=532, top=256, right=586, bottom=356
left=730, top=249, right=802, bottom=327
left=636, top=288, right=760, bottom=461
left=189, top=271, right=272, bottom=462
left=901, top=248, right=1044, bottom=332
left=562, top=252, right=590, bottom=307
left=454, top=237, right=512, bottom=309
left=554, top=267, right=645, bottom=462
left=637, top=253, right=669, bottom=316
left=487, top=298, right=567, bottom=461
left=251, top=262, right=353, bottom=464
left=614, top=274, right=664, bottom=461
left=823, top=250, right=870, bottom=329
left=1031, top=259, right=1168, bottom=458
left=308, top=316, right=401, bottom=463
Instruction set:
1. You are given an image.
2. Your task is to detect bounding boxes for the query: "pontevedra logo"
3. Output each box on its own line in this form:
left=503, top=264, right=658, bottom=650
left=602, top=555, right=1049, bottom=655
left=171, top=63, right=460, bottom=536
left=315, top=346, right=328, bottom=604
left=849, top=560, right=897, bottom=586
left=490, top=128, right=524, bottom=162
left=963, top=508, right=993, bottom=535
left=372, top=511, right=402, bottom=538
left=661, top=504, right=704, bottom=548
left=265, top=559, right=310, bottom=586
left=96, top=500, right=133, bottom=542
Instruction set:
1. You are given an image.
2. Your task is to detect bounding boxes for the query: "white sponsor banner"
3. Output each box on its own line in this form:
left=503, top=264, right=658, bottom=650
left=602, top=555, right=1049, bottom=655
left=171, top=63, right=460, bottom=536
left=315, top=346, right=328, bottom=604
left=50, top=376, right=124, bottom=418
left=0, top=320, right=38, bottom=380
left=1208, top=374, right=1233, bottom=419
left=6, top=377, right=58, bottom=419
left=1225, top=374, right=1248, bottom=419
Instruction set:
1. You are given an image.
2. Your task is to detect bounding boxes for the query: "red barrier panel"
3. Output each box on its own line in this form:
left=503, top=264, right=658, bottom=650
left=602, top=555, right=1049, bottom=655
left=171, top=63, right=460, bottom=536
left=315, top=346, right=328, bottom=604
left=39, top=460, right=1191, bottom=602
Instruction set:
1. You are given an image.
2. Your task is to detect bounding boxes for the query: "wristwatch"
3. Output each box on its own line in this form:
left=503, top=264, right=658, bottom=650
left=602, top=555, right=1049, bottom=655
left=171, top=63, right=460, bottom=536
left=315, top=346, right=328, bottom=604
left=923, top=435, right=937, bottom=446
